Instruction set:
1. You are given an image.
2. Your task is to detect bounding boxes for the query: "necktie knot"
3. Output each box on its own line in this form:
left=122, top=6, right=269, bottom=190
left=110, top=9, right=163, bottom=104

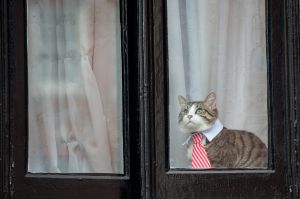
left=193, top=133, right=203, bottom=144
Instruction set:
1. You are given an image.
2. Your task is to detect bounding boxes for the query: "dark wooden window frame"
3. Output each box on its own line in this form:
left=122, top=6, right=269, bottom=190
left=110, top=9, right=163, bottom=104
left=1, top=0, right=300, bottom=198
left=145, top=0, right=300, bottom=198
left=0, top=0, right=146, bottom=198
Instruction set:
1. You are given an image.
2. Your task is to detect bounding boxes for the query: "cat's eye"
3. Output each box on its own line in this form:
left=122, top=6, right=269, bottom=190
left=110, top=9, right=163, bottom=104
left=196, top=109, right=206, bottom=115
left=183, top=109, right=189, bottom=114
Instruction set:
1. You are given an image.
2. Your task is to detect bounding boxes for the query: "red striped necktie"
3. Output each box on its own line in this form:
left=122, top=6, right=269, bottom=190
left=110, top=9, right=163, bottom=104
left=192, top=133, right=212, bottom=168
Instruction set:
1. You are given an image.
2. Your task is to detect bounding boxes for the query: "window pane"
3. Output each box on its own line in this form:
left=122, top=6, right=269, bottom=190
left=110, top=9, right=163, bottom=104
left=168, top=0, right=268, bottom=169
left=27, top=0, right=123, bottom=173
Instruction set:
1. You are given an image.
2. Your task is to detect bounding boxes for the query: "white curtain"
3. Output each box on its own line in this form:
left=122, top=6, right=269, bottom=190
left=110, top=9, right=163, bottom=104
left=27, top=0, right=123, bottom=173
left=168, top=0, right=268, bottom=168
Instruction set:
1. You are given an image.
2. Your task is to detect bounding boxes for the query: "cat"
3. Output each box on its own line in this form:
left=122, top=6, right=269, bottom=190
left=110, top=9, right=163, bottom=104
left=178, top=92, right=268, bottom=168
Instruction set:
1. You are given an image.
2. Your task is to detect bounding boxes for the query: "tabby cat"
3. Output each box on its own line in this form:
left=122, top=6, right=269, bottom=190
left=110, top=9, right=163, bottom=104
left=178, top=92, right=268, bottom=168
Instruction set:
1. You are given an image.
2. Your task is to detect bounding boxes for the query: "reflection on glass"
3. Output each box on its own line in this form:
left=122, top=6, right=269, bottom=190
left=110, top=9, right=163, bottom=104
left=168, top=0, right=268, bottom=169
left=27, top=0, right=123, bottom=173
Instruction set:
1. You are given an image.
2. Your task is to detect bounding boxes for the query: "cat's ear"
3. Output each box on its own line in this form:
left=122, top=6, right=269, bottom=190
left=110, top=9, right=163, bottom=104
left=178, top=95, right=187, bottom=107
left=204, top=92, right=217, bottom=110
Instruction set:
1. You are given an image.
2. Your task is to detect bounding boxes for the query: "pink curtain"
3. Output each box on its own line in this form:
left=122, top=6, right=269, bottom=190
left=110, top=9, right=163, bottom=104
left=27, top=0, right=123, bottom=173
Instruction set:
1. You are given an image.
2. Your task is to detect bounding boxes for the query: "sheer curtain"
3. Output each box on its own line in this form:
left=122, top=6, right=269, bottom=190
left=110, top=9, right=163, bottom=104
left=168, top=0, right=268, bottom=168
left=27, top=0, right=123, bottom=173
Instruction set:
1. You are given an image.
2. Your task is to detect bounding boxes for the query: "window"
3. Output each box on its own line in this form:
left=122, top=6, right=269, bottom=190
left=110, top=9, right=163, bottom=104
left=26, top=0, right=126, bottom=174
left=168, top=0, right=269, bottom=170
left=1, top=0, right=141, bottom=198
left=1, top=0, right=299, bottom=198
left=27, top=0, right=124, bottom=174
left=149, top=0, right=299, bottom=198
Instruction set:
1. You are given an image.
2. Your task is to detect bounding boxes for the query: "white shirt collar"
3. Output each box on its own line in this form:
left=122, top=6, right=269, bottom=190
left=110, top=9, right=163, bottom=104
left=182, top=119, right=224, bottom=146
left=202, top=119, right=223, bottom=142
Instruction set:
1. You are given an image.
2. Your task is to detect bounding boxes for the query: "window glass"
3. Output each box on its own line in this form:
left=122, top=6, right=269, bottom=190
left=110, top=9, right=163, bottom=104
left=27, top=0, right=123, bottom=173
left=168, top=0, right=268, bottom=169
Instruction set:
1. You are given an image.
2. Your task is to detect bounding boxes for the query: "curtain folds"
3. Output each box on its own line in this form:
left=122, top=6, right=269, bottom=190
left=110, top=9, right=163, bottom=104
left=28, top=0, right=123, bottom=173
left=168, top=0, right=268, bottom=168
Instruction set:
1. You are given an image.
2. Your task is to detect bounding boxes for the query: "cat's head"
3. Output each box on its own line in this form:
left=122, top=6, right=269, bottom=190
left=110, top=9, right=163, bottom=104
left=178, top=92, right=218, bottom=133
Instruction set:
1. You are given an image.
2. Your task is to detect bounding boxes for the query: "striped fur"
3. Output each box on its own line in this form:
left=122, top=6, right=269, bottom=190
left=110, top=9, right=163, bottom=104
left=205, top=128, right=268, bottom=168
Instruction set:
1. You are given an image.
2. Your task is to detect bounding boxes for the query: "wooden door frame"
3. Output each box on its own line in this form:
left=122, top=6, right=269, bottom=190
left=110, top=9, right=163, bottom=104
left=1, top=0, right=300, bottom=198
left=1, top=0, right=10, bottom=198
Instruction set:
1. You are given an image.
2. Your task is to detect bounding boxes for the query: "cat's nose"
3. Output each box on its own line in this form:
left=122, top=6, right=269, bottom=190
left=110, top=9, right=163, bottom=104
left=187, top=115, right=193, bottom=119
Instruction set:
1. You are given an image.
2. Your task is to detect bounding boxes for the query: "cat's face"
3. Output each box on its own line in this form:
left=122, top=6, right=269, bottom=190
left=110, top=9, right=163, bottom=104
left=178, top=92, right=218, bottom=133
